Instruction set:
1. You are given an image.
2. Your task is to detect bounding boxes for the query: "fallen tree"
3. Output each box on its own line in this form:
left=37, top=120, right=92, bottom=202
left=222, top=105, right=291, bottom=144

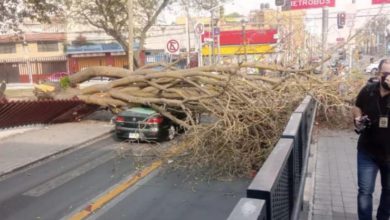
left=34, top=63, right=365, bottom=178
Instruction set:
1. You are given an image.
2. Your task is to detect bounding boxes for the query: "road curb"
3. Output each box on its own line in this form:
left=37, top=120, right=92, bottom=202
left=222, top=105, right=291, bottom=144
left=0, top=129, right=114, bottom=179
left=305, top=127, right=319, bottom=220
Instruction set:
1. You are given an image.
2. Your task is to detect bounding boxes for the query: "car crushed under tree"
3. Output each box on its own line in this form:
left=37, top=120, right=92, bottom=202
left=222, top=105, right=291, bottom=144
left=114, top=107, right=184, bottom=141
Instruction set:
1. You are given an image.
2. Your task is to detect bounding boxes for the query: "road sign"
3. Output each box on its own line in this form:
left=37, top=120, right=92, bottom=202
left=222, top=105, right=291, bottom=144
left=372, top=0, right=390, bottom=4
left=166, top=39, right=180, bottom=54
left=195, top=23, right=204, bottom=35
left=288, top=0, right=335, bottom=10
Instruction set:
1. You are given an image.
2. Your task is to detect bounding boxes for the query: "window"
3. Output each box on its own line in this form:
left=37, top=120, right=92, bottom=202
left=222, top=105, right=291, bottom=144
left=0, top=44, right=16, bottom=54
left=37, top=42, right=59, bottom=52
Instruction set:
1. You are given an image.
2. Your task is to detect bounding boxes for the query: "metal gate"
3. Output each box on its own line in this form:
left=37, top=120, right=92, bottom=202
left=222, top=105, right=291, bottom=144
left=0, top=99, right=99, bottom=129
left=0, top=63, right=20, bottom=83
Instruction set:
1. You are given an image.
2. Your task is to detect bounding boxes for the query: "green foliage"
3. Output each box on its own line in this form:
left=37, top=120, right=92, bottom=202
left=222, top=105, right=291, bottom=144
left=59, top=76, right=70, bottom=89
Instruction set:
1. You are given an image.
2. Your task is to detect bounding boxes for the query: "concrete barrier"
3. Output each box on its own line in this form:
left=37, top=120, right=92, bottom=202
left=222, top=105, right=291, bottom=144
left=227, top=198, right=267, bottom=220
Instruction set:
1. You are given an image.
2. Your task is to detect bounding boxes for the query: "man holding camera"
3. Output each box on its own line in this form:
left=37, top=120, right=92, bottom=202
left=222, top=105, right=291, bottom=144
left=353, top=59, right=390, bottom=220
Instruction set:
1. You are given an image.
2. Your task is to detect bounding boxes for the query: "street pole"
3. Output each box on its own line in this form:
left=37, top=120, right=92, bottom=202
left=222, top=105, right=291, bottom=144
left=23, top=34, right=33, bottom=84
left=321, top=7, right=328, bottom=75
left=241, top=20, right=247, bottom=62
left=211, top=10, right=215, bottom=65
left=217, top=33, right=221, bottom=64
left=185, top=15, right=191, bottom=67
left=244, top=24, right=247, bottom=62
left=198, top=33, right=203, bottom=67
left=208, top=13, right=212, bottom=65
left=184, top=4, right=192, bottom=68
left=128, top=0, right=134, bottom=71
left=288, top=12, right=292, bottom=63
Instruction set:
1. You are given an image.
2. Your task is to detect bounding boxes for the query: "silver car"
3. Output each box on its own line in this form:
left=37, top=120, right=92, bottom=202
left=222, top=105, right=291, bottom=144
left=365, top=60, right=381, bottom=74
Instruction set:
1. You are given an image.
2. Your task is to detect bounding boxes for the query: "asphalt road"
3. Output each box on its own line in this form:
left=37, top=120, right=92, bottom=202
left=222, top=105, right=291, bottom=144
left=90, top=170, right=250, bottom=220
left=0, top=136, right=155, bottom=220
left=0, top=130, right=249, bottom=220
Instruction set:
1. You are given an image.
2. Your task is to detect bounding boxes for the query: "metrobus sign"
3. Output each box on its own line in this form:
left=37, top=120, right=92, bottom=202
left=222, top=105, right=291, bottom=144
left=372, top=0, right=390, bottom=4
left=289, top=0, right=335, bottom=10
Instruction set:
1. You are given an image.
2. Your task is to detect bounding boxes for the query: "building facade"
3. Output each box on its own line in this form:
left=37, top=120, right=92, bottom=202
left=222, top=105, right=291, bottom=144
left=0, top=33, right=67, bottom=83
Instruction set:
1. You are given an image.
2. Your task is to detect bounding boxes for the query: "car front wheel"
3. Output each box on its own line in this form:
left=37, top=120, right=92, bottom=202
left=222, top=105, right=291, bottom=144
left=166, top=125, right=176, bottom=141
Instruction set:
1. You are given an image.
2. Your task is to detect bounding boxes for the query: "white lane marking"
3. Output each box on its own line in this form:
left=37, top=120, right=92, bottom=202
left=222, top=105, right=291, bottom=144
left=23, top=153, right=115, bottom=197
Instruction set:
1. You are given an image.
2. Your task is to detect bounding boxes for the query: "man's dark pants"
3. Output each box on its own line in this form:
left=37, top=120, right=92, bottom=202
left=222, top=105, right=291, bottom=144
left=357, top=149, right=390, bottom=220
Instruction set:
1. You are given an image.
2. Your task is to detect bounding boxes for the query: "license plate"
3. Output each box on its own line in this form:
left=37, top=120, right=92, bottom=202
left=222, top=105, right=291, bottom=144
left=129, top=133, right=140, bottom=139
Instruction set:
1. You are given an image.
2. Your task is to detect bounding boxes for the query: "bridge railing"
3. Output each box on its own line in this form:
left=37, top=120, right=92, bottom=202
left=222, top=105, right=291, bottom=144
left=228, top=96, right=317, bottom=220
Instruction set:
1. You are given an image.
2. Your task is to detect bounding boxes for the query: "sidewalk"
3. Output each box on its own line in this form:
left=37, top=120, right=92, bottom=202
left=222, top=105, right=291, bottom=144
left=0, top=120, right=114, bottom=177
left=308, top=129, right=381, bottom=220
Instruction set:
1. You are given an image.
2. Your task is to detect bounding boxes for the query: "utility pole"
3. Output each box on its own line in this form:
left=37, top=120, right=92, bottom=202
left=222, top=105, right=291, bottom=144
left=321, top=7, right=328, bottom=74
left=128, top=0, right=134, bottom=71
left=241, top=20, right=247, bottom=62
left=211, top=10, right=215, bottom=65
left=288, top=12, right=292, bottom=63
left=185, top=7, right=191, bottom=68
left=23, top=34, right=33, bottom=84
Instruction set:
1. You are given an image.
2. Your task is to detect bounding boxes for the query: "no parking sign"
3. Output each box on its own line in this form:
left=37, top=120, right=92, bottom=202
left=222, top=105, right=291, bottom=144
left=166, top=39, right=180, bottom=54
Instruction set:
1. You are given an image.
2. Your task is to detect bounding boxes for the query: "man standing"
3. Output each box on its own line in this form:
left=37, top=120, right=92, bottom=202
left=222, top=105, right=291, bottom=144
left=353, top=59, right=390, bottom=220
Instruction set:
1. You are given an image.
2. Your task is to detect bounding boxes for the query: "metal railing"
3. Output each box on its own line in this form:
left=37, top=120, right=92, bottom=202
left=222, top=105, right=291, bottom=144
left=228, top=96, right=317, bottom=220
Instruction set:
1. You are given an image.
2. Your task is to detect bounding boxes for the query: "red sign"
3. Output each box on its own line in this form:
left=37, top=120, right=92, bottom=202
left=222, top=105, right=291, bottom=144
left=372, top=0, right=390, bottom=4
left=195, top=23, right=204, bottom=35
left=202, top=29, right=277, bottom=45
left=289, top=0, right=335, bottom=10
left=166, top=39, right=179, bottom=53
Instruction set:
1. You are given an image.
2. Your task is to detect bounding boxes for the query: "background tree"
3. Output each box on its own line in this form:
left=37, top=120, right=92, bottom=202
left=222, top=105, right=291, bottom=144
left=67, top=0, right=171, bottom=67
left=0, top=0, right=61, bottom=33
left=1, top=0, right=228, bottom=66
left=67, top=0, right=230, bottom=68
left=355, top=15, right=390, bottom=56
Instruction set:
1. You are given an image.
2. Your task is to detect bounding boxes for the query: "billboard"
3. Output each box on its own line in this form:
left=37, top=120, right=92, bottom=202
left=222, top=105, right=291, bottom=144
left=372, top=0, right=390, bottom=4
left=202, top=29, right=278, bottom=45
left=202, top=45, right=274, bottom=56
left=286, top=0, right=335, bottom=10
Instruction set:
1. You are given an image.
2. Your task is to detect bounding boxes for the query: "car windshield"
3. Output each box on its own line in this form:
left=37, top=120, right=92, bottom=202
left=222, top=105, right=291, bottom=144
left=128, top=107, right=156, bottom=115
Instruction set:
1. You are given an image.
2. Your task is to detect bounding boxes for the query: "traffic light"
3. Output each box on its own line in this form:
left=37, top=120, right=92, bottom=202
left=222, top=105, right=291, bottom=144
left=337, top=12, right=346, bottom=29
left=275, top=0, right=285, bottom=6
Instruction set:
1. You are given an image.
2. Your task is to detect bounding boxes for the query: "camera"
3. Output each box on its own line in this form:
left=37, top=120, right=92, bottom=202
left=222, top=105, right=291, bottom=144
left=355, top=116, right=371, bottom=134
